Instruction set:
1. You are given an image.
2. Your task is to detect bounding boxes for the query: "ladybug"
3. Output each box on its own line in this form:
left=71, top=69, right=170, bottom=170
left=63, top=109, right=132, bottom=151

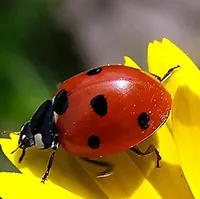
left=12, top=64, right=179, bottom=183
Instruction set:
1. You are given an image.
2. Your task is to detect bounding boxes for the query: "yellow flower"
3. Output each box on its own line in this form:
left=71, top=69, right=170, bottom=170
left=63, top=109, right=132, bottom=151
left=126, top=38, right=200, bottom=198
left=147, top=38, right=200, bottom=199
left=0, top=38, right=198, bottom=199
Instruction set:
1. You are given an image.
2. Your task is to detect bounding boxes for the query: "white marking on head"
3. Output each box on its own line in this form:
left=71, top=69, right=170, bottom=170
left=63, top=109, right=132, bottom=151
left=34, top=134, right=45, bottom=149
left=22, top=135, right=26, bottom=140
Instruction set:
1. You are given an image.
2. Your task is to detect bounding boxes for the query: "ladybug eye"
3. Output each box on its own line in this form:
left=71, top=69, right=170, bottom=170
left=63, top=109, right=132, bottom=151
left=137, top=112, right=150, bottom=130
left=88, top=135, right=100, bottom=149
left=86, top=67, right=102, bottom=76
left=53, top=89, right=68, bottom=115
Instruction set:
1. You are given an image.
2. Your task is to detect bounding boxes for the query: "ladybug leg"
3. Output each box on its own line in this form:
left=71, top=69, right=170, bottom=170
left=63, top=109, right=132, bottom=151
left=41, top=134, right=60, bottom=183
left=149, top=73, right=162, bottom=81
left=130, top=144, right=162, bottom=168
left=82, top=158, right=114, bottom=178
left=160, top=65, right=180, bottom=82
left=150, top=65, right=180, bottom=82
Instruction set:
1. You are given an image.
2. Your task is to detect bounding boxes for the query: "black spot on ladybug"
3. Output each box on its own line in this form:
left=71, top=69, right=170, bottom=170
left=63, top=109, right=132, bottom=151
left=90, top=95, right=107, bottom=116
left=88, top=135, right=100, bottom=149
left=86, top=67, right=102, bottom=76
left=137, top=112, right=150, bottom=130
left=53, top=89, right=68, bottom=115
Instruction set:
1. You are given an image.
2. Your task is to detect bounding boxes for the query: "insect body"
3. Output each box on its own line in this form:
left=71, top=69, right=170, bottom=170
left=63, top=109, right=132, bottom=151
left=12, top=64, right=179, bottom=183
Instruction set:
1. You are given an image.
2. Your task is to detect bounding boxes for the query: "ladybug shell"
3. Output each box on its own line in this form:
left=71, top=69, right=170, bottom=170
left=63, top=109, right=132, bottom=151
left=55, top=65, right=172, bottom=158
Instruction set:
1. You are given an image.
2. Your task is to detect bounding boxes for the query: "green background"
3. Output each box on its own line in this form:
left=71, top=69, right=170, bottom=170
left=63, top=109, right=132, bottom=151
left=1, top=0, right=200, bottom=173
left=0, top=0, right=86, bottom=171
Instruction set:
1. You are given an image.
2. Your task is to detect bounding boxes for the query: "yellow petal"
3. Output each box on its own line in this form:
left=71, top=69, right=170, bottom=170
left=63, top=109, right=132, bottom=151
left=124, top=56, right=141, bottom=69
left=1, top=133, right=162, bottom=199
left=147, top=38, right=200, bottom=99
left=0, top=134, right=108, bottom=199
left=147, top=38, right=200, bottom=131
left=172, top=84, right=200, bottom=199
left=128, top=124, right=193, bottom=199
left=77, top=152, right=161, bottom=199
left=0, top=172, right=83, bottom=199
left=1, top=131, right=192, bottom=199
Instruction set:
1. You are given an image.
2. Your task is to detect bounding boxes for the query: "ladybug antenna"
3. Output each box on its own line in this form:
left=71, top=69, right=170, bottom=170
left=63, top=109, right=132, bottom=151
left=11, top=143, right=27, bottom=163
left=11, top=145, right=20, bottom=154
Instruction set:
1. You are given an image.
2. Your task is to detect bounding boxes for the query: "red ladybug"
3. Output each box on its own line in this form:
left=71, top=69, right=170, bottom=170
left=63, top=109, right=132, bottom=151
left=12, top=64, right=179, bottom=183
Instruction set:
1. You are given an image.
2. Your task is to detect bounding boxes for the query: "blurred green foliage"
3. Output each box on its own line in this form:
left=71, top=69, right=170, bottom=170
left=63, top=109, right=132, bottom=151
left=0, top=131, right=20, bottom=172
left=0, top=145, right=20, bottom=173
left=0, top=0, right=86, bottom=131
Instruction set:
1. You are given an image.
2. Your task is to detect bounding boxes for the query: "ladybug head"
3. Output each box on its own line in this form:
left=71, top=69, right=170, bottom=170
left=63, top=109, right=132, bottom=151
left=11, top=99, right=56, bottom=163
left=11, top=121, right=35, bottom=163
left=18, top=121, right=35, bottom=149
